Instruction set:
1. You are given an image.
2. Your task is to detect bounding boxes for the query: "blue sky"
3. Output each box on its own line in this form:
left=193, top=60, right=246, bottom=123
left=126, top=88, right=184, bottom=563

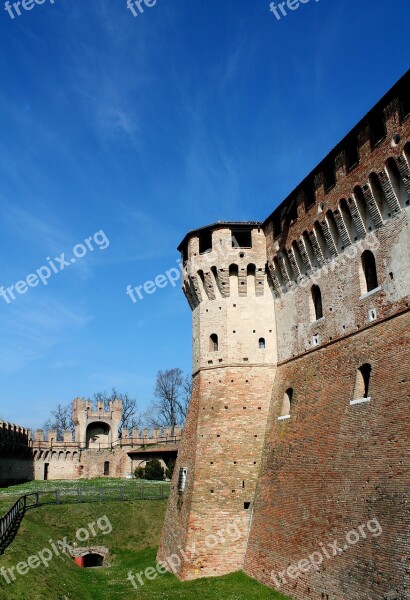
left=0, top=0, right=408, bottom=430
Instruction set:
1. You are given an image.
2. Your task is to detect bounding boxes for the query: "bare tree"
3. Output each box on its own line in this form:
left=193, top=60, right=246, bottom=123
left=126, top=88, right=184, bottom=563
left=180, top=374, right=192, bottom=422
left=147, top=368, right=191, bottom=435
left=43, top=403, right=75, bottom=441
left=45, top=390, right=142, bottom=440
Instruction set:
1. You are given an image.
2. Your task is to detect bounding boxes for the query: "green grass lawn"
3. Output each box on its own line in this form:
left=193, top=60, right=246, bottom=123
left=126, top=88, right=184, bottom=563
left=0, top=478, right=169, bottom=513
left=0, top=482, right=290, bottom=600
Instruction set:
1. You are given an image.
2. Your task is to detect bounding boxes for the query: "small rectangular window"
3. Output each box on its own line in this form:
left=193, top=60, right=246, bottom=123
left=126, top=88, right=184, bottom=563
left=304, top=183, right=316, bottom=209
left=178, top=467, right=188, bottom=493
left=323, top=160, right=336, bottom=192
left=273, top=211, right=282, bottom=239
left=345, top=136, right=359, bottom=171
left=231, top=228, right=252, bottom=248
left=199, top=230, right=212, bottom=254
left=369, top=111, right=386, bottom=147
left=287, top=199, right=298, bottom=223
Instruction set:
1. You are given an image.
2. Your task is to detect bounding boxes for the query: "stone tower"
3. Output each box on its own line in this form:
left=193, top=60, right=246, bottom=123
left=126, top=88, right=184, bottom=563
left=158, top=222, right=277, bottom=578
left=72, top=397, right=122, bottom=449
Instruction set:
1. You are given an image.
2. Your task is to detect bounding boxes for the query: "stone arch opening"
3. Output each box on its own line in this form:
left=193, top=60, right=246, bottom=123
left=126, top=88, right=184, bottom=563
left=86, top=422, right=111, bottom=449
left=83, top=553, right=104, bottom=568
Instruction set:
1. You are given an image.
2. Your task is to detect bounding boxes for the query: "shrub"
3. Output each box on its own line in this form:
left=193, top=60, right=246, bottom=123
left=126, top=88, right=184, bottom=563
left=144, top=459, right=165, bottom=481
left=134, top=467, right=145, bottom=479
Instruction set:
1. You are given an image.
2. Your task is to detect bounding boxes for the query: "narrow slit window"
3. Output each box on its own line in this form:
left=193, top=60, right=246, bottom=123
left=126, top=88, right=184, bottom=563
left=354, top=364, right=372, bottom=399
left=323, top=159, right=336, bottom=191
left=369, top=111, right=386, bottom=147
left=209, top=334, right=219, bottom=352
left=311, top=285, right=323, bottom=321
left=361, top=251, right=379, bottom=293
left=281, top=388, right=293, bottom=417
left=304, top=182, right=316, bottom=209
left=345, top=136, right=359, bottom=171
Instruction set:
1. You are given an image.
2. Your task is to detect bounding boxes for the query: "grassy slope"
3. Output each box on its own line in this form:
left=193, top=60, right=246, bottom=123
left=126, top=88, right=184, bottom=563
left=0, top=483, right=289, bottom=600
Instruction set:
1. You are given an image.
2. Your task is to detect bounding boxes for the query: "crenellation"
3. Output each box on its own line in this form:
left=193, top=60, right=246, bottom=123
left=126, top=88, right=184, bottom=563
left=47, top=430, right=57, bottom=443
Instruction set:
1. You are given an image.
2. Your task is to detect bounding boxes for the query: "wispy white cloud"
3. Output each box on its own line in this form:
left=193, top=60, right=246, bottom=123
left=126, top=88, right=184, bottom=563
left=0, top=296, right=90, bottom=374
left=0, top=200, right=73, bottom=257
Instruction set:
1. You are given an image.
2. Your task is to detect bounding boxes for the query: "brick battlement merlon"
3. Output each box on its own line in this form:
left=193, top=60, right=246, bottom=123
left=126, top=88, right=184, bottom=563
left=262, top=69, right=409, bottom=240
left=177, top=221, right=262, bottom=255
left=0, top=420, right=31, bottom=446
left=177, top=70, right=409, bottom=262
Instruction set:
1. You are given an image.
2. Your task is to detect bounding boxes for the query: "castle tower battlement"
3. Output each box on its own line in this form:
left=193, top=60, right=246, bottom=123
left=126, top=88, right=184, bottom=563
left=158, top=222, right=278, bottom=578
left=180, top=223, right=277, bottom=373
left=72, top=397, right=122, bottom=449
left=159, top=71, right=410, bottom=599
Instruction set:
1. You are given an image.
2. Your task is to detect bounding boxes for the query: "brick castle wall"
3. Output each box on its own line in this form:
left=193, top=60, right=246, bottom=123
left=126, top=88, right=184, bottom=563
left=244, top=310, right=409, bottom=600
left=0, top=421, right=33, bottom=485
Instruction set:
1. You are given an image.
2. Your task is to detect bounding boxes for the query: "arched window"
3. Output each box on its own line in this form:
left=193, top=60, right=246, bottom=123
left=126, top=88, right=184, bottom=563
left=310, top=285, right=323, bottom=321
left=361, top=251, right=379, bottom=294
left=209, top=334, right=218, bottom=352
left=259, top=338, right=265, bottom=349
left=104, top=461, right=110, bottom=476
left=354, top=364, right=372, bottom=399
left=280, top=388, right=293, bottom=417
